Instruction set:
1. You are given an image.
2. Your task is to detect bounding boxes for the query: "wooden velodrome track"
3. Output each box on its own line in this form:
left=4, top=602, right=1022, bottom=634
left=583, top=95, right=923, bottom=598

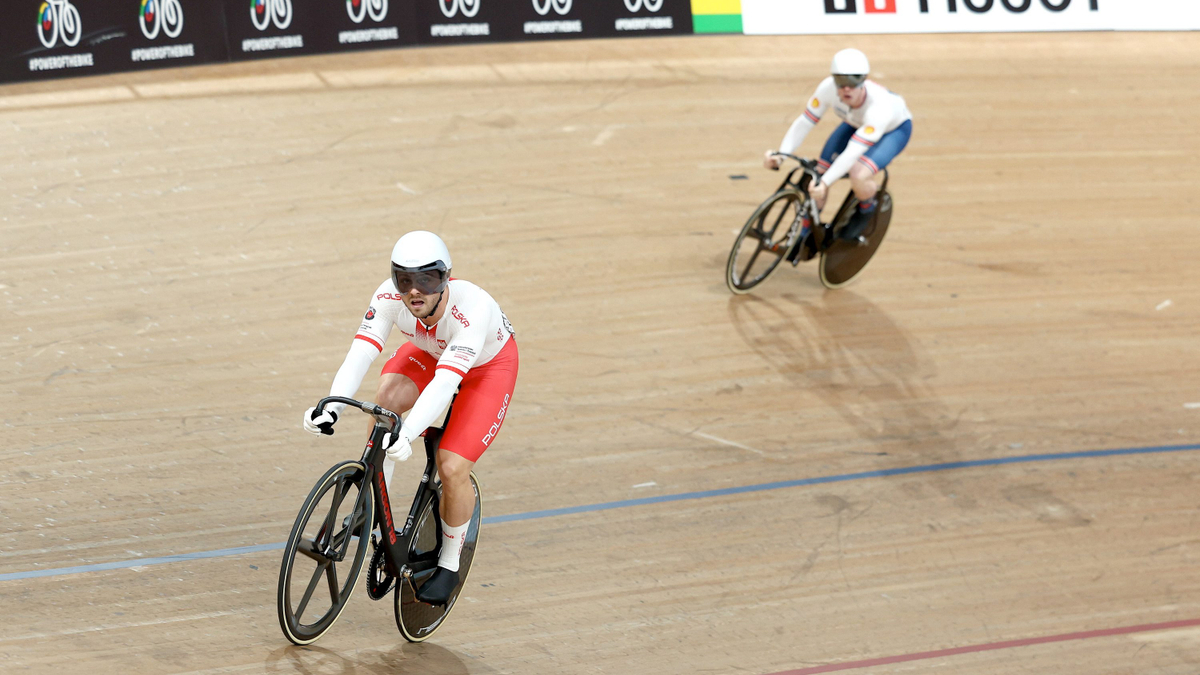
left=2, top=29, right=1200, bottom=674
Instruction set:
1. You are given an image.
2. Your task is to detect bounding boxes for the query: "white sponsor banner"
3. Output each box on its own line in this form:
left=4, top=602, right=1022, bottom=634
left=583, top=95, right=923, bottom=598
left=1108, top=0, right=1200, bottom=29
left=743, top=0, right=1114, bottom=35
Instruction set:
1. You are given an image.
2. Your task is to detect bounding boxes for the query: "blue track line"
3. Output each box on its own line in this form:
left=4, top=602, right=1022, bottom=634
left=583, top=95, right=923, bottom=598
left=3, top=442, right=1198, bottom=583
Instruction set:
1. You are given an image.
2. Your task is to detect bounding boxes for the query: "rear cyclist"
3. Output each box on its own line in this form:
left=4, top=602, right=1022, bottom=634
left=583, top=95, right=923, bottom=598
left=764, top=48, right=912, bottom=246
left=302, top=230, right=518, bottom=606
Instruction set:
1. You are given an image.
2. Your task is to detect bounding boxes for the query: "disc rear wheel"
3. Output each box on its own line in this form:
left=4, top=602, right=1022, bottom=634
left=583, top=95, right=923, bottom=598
left=819, top=191, right=893, bottom=289
left=395, top=473, right=482, bottom=642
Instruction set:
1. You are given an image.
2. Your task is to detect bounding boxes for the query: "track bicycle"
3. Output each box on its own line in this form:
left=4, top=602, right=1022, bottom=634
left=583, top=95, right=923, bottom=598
left=276, top=395, right=482, bottom=645
left=725, top=153, right=893, bottom=293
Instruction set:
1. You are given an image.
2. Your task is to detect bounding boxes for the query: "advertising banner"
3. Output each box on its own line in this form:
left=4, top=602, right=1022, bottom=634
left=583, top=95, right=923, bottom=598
left=506, top=0, right=609, bottom=42
left=412, top=0, right=507, bottom=44
left=605, top=0, right=693, bottom=37
left=410, top=0, right=692, bottom=45
left=224, top=0, right=322, bottom=61
left=1107, top=0, right=1200, bottom=30
left=0, top=0, right=229, bottom=83
left=310, top=0, right=420, bottom=53
left=742, top=0, right=1110, bottom=34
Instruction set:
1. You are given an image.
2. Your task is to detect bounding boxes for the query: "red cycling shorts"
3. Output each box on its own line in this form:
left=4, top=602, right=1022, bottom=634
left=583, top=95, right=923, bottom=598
left=381, top=338, right=518, bottom=462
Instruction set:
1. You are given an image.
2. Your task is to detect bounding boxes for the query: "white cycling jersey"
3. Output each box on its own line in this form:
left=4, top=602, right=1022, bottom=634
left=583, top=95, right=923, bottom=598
left=324, top=278, right=515, bottom=423
left=779, top=77, right=912, bottom=185
left=355, top=278, right=514, bottom=376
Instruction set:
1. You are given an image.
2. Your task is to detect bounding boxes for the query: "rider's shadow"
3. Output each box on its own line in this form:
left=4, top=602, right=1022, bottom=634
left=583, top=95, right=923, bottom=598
left=727, top=290, right=973, bottom=502
left=266, top=641, right=471, bottom=675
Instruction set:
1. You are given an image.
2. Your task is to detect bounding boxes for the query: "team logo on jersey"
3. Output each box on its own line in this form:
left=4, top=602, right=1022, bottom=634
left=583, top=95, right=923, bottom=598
left=436, top=339, right=447, bottom=349
left=864, top=126, right=875, bottom=134
left=811, top=97, right=820, bottom=107
left=364, top=307, right=376, bottom=320
left=450, top=305, right=470, bottom=328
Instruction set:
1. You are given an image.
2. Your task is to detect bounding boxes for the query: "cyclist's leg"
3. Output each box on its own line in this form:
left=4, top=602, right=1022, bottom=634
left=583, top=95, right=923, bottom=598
left=853, top=119, right=912, bottom=199
left=817, top=123, right=856, bottom=209
left=842, top=120, right=912, bottom=240
left=378, top=344, right=437, bottom=486
left=437, top=339, right=518, bottom=526
left=417, top=340, right=518, bottom=604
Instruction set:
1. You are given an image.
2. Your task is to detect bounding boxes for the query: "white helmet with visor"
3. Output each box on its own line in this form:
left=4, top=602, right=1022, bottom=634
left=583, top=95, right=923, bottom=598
left=390, top=230, right=452, bottom=295
left=831, top=48, right=869, bottom=89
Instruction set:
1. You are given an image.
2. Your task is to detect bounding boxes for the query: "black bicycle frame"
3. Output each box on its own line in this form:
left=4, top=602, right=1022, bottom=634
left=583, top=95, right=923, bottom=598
left=769, top=152, right=889, bottom=253
left=771, top=152, right=890, bottom=205
left=314, top=395, right=455, bottom=581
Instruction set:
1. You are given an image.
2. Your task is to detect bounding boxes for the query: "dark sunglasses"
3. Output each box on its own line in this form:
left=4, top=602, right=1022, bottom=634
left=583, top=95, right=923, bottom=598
left=391, top=262, right=449, bottom=295
left=833, top=73, right=867, bottom=89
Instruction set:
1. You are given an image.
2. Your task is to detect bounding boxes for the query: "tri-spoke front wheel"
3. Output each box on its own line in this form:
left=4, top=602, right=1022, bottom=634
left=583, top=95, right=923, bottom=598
left=277, top=460, right=375, bottom=645
left=726, top=190, right=806, bottom=294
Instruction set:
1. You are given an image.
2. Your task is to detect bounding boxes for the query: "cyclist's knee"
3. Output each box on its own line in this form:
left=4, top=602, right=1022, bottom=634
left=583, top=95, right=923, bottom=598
left=377, top=374, right=418, bottom=413
left=848, top=163, right=874, bottom=185
left=437, top=451, right=473, bottom=486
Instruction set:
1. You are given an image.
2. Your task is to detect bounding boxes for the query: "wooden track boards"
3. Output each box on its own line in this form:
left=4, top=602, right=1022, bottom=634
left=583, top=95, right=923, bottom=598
left=2, top=31, right=1200, bottom=675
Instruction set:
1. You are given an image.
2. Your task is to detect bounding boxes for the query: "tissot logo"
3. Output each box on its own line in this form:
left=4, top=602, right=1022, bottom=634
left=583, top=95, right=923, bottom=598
left=824, top=0, right=1098, bottom=12
left=37, top=0, right=82, bottom=48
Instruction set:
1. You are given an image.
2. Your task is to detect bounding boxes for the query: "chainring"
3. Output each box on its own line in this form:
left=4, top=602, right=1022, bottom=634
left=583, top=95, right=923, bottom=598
left=366, top=535, right=396, bottom=600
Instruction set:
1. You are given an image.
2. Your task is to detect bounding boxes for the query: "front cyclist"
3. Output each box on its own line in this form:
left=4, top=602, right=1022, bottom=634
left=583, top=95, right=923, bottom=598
left=302, top=230, right=518, bottom=606
left=764, top=48, right=912, bottom=247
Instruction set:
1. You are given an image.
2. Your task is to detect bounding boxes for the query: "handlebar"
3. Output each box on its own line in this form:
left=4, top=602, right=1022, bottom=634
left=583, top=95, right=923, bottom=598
left=316, top=396, right=401, bottom=430
left=768, top=152, right=820, bottom=173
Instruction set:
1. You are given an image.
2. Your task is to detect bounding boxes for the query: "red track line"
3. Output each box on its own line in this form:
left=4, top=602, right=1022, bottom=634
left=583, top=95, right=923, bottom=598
left=767, top=617, right=1200, bottom=675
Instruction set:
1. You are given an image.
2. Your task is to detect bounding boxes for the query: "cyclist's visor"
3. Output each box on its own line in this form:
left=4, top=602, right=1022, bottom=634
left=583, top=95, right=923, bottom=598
left=833, top=73, right=867, bottom=89
left=391, top=261, right=449, bottom=295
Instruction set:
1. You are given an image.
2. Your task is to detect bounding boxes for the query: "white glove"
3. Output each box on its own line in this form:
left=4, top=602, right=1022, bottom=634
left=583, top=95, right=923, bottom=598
left=303, top=407, right=338, bottom=436
left=383, top=431, right=412, bottom=462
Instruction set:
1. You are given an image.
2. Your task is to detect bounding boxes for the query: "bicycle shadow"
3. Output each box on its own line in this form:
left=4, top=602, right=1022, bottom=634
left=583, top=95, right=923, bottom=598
left=727, top=290, right=972, bottom=501
left=265, top=641, right=472, bottom=675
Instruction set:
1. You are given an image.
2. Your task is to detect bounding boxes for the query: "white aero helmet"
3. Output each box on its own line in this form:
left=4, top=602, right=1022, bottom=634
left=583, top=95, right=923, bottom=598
left=390, top=230, right=452, bottom=295
left=831, top=48, right=869, bottom=88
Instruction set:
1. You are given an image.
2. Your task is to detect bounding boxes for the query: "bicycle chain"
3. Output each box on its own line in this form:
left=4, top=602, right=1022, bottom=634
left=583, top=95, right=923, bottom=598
left=366, top=535, right=396, bottom=600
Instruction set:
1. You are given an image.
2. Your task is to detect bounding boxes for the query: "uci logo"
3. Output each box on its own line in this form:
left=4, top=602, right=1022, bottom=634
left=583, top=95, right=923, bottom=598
left=251, top=0, right=292, bottom=30
left=37, top=0, right=82, bottom=48
left=139, top=0, right=184, bottom=40
left=347, top=0, right=387, bottom=23
left=439, top=0, right=480, bottom=18
left=532, top=0, right=571, bottom=14
left=623, top=0, right=663, bottom=11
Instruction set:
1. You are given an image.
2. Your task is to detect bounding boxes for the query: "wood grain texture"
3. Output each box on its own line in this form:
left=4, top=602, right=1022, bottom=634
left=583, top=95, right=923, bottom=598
left=1, top=31, right=1199, bottom=675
